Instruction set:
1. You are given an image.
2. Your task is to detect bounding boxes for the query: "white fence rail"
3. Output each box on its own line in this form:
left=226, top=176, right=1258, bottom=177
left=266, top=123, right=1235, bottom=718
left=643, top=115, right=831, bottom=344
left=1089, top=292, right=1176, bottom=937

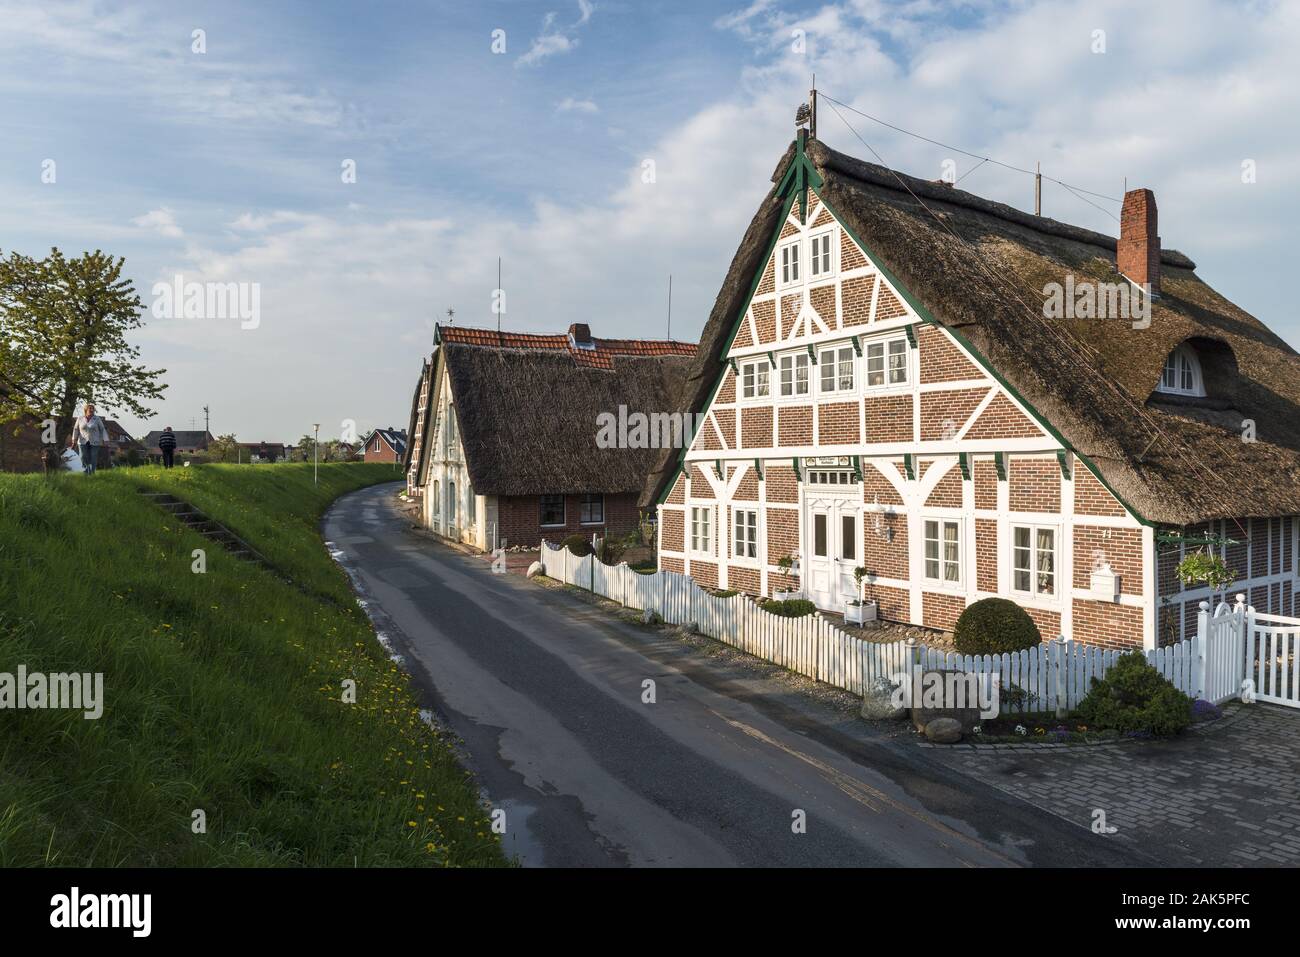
left=540, top=541, right=1209, bottom=714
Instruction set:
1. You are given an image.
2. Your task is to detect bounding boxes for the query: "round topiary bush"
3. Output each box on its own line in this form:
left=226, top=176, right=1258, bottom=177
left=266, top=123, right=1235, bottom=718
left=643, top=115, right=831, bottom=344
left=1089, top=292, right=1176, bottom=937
left=952, top=597, right=1041, bottom=655
left=559, top=533, right=592, bottom=557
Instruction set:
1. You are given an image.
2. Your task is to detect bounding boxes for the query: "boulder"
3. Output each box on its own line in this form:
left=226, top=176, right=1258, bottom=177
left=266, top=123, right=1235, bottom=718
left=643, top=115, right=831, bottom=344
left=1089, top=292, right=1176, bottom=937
left=924, top=717, right=963, bottom=744
left=859, top=675, right=907, bottom=721
left=526, top=561, right=543, bottom=578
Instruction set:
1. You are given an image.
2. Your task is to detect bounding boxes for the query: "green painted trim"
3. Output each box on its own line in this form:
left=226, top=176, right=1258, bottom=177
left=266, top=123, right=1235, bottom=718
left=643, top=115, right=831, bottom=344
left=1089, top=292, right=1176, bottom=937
left=904, top=453, right=915, bottom=481
left=1056, top=450, right=1072, bottom=480
left=852, top=454, right=863, bottom=482
left=1156, top=533, right=1241, bottom=547
left=812, top=183, right=1154, bottom=527
left=806, top=344, right=817, bottom=361
left=994, top=451, right=1006, bottom=481
left=714, top=459, right=724, bottom=480
left=904, top=325, right=917, bottom=349
left=850, top=336, right=862, bottom=357
left=766, top=350, right=777, bottom=367
left=754, top=457, right=763, bottom=480
left=959, top=452, right=970, bottom=480
left=793, top=456, right=802, bottom=481
left=727, top=357, right=738, bottom=375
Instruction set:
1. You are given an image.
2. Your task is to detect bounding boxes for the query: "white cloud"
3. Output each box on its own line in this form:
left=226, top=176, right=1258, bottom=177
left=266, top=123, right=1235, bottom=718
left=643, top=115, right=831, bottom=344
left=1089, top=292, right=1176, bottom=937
left=557, top=97, right=599, bottom=113
left=518, top=2, right=596, bottom=67
left=132, top=207, right=183, bottom=238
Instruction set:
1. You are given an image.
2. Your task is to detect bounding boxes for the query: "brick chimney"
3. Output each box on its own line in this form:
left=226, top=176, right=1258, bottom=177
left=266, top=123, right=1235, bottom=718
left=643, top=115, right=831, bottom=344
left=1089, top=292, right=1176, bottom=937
left=1117, top=188, right=1160, bottom=296
left=568, top=322, right=593, bottom=345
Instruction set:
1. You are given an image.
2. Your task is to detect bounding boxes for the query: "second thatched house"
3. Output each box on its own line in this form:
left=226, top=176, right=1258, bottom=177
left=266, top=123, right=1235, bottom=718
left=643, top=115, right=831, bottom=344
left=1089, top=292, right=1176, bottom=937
left=406, top=322, right=696, bottom=550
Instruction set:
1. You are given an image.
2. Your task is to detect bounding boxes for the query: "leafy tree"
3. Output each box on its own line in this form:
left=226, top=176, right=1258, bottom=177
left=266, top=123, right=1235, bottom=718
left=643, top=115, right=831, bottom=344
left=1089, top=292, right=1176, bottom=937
left=208, top=434, right=241, bottom=463
left=0, top=248, right=166, bottom=445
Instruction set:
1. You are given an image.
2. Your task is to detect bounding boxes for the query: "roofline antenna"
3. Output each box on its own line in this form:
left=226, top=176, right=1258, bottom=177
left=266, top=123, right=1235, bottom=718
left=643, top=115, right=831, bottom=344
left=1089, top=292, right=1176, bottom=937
left=810, top=75, right=817, bottom=140
left=666, top=274, right=673, bottom=341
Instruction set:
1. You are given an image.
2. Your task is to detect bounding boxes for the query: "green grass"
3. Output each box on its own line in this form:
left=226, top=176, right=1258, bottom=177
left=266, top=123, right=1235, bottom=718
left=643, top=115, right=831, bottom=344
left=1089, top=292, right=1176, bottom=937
left=0, top=462, right=507, bottom=867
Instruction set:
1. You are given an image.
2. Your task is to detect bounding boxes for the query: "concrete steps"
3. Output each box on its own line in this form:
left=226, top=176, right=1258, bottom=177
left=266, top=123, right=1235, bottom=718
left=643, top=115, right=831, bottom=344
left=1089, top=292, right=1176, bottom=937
left=137, top=489, right=268, bottom=568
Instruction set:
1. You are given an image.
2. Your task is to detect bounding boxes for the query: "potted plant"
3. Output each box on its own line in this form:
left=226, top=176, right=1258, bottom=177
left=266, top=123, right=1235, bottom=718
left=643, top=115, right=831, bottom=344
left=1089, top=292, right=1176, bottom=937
left=847, top=566, right=879, bottom=625
left=1176, top=549, right=1238, bottom=599
left=774, top=554, right=801, bottom=601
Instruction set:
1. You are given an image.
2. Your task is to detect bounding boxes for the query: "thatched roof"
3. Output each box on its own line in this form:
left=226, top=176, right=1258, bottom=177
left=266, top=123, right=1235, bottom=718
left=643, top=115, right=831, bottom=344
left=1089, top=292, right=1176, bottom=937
left=421, top=326, right=695, bottom=497
left=642, top=136, right=1300, bottom=526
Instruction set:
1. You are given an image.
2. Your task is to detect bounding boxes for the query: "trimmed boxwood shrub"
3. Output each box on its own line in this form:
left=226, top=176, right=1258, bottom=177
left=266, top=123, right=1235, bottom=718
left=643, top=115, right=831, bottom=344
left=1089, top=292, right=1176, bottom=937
left=560, top=533, right=592, bottom=557
left=762, top=598, right=816, bottom=618
left=1074, top=651, right=1193, bottom=737
left=953, top=597, right=1041, bottom=655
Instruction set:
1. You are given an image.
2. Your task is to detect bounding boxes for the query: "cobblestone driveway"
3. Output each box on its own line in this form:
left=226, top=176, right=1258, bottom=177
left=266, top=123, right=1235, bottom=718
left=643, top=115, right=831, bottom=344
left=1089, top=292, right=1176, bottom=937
left=927, top=704, right=1300, bottom=866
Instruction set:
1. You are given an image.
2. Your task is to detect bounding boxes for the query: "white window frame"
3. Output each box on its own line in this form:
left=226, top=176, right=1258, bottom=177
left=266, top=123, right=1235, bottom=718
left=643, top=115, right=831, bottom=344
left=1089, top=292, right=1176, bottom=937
left=739, top=358, right=771, bottom=401
left=1010, top=523, right=1059, bottom=599
left=778, top=351, right=810, bottom=398
left=1156, top=344, right=1205, bottom=397
left=778, top=239, right=801, bottom=287
left=732, top=507, right=759, bottom=563
left=689, top=505, right=715, bottom=557
left=839, top=511, right=858, bottom=563
left=818, top=344, right=856, bottom=396
left=923, top=518, right=963, bottom=587
left=864, top=335, right=909, bottom=390
left=808, top=229, right=836, bottom=280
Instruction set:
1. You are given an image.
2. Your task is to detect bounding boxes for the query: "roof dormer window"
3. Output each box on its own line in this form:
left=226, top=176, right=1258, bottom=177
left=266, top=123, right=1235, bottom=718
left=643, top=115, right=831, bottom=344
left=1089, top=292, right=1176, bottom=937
left=1157, top=343, right=1205, bottom=397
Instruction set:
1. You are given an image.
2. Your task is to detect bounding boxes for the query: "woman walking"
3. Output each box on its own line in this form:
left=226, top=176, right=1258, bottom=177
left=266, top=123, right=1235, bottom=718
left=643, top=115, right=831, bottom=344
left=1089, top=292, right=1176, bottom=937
left=68, top=402, right=110, bottom=475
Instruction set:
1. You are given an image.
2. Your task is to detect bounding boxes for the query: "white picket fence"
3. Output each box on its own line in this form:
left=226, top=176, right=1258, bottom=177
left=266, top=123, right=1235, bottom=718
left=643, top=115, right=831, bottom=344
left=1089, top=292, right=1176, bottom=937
left=540, top=541, right=1208, bottom=715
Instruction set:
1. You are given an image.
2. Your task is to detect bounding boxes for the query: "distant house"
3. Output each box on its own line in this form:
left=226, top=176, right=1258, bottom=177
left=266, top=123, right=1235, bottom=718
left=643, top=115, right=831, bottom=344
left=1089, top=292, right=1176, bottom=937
left=234, top=441, right=289, bottom=463
left=0, top=415, right=48, bottom=473
left=409, top=322, right=696, bottom=551
left=361, top=428, right=406, bottom=463
left=402, top=359, right=431, bottom=499
left=142, top=430, right=213, bottom=461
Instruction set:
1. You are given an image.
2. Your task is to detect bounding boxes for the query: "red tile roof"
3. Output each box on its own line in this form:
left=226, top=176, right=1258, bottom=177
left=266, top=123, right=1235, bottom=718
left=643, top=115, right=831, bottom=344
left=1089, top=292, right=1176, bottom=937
left=436, top=325, right=696, bottom=369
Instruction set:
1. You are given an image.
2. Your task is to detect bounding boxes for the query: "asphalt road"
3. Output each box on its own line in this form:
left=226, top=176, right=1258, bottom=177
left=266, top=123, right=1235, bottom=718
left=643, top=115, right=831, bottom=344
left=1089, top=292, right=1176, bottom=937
left=324, top=483, right=1150, bottom=868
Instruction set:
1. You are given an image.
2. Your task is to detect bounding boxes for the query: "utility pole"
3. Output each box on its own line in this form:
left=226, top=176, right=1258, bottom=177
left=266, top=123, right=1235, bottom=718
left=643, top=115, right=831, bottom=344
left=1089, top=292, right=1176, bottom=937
left=203, top=404, right=210, bottom=437
left=666, top=275, right=672, bottom=341
left=1035, top=162, right=1041, bottom=216
left=313, top=423, right=320, bottom=485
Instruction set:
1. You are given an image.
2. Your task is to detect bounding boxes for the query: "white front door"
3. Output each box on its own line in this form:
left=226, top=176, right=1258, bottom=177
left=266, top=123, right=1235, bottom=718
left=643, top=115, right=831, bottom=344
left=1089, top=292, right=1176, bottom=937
left=805, top=496, right=860, bottom=610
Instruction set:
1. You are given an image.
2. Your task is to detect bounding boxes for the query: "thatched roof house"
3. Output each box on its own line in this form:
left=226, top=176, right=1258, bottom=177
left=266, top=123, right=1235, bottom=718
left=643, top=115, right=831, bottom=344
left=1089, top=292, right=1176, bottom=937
left=413, top=322, right=696, bottom=549
left=645, top=135, right=1300, bottom=527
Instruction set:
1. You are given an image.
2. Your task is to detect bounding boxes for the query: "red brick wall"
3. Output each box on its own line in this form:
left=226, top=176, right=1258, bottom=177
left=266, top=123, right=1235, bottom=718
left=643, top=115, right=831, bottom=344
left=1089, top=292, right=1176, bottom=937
left=741, top=407, right=773, bottom=447
left=1074, top=466, right=1126, bottom=517
left=765, top=466, right=798, bottom=503
left=861, top=462, right=904, bottom=505
left=963, top=393, right=1042, bottom=439
left=1008, top=458, right=1060, bottom=512
left=976, top=518, right=998, bottom=592
left=872, top=583, right=910, bottom=622
left=777, top=406, right=812, bottom=446
left=925, top=467, right=963, bottom=508
left=864, top=395, right=913, bottom=442
left=918, top=326, right=982, bottom=383
left=1025, top=607, right=1062, bottom=640
left=922, top=592, right=966, bottom=631
left=502, top=492, right=640, bottom=548
left=973, top=459, right=998, bottom=510
left=861, top=513, right=908, bottom=580
left=730, top=566, right=760, bottom=594
left=662, top=510, right=684, bottom=551
left=1073, top=526, right=1143, bottom=595
left=0, top=417, right=48, bottom=473
left=1072, top=600, right=1144, bottom=650
left=841, top=275, right=873, bottom=325
left=766, top=508, right=798, bottom=566
left=919, top=388, right=986, bottom=440
left=817, top=402, right=859, bottom=444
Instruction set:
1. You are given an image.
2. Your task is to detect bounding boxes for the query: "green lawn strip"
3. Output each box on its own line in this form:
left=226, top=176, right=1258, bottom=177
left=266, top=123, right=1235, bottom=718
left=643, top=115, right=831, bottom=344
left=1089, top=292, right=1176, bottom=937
left=0, top=464, right=505, bottom=867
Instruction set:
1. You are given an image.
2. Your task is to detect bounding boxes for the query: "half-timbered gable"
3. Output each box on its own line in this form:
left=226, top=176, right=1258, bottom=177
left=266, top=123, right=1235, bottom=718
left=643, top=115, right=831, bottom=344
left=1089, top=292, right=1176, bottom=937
left=647, top=130, right=1300, bottom=650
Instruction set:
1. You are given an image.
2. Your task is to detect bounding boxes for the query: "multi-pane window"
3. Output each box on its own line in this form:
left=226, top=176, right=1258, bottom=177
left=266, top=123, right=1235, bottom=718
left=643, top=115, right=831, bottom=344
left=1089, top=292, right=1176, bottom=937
left=1158, top=345, right=1203, bottom=396
left=1012, top=525, right=1056, bottom=597
left=779, top=353, right=810, bottom=396
left=865, top=338, right=908, bottom=387
left=690, top=506, right=713, bottom=555
left=540, top=494, right=565, bottom=527
left=819, top=345, right=855, bottom=394
left=923, top=519, right=961, bottom=585
left=809, top=232, right=833, bottom=278
left=740, top=359, right=770, bottom=399
left=580, top=493, right=604, bottom=525
left=807, top=470, right=855, bottom=485
left=840, top=514, right=856, bottom=562
left=780, top=241, right=800, bottom=285
left=733, top=509, right=758, bottom=560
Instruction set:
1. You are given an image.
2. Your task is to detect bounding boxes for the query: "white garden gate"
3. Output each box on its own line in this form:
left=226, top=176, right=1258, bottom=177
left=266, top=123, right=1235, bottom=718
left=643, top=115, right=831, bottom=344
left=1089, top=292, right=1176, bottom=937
left=1198, top=596, right=1300, bottom=709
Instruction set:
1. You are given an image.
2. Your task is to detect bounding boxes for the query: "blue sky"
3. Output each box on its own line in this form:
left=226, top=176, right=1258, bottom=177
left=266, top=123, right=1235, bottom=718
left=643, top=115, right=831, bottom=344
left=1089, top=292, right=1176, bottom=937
left=2, top=0, right=1297, bottom=440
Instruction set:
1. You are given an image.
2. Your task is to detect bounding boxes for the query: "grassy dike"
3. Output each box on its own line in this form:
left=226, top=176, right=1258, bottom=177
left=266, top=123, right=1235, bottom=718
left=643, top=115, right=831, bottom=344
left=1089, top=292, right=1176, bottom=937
left=0, top=462, right=507, bottom=867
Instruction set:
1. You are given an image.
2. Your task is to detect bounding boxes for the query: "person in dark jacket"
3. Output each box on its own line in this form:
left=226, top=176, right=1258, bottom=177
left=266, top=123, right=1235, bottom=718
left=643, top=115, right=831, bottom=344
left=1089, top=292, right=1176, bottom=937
left=158, top=426, right=177, bottom=468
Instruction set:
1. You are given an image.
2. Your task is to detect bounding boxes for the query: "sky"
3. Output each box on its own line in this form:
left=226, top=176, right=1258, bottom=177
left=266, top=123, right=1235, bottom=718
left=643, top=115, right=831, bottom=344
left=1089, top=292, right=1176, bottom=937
left=2, top=0, right=1297, bottom=442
